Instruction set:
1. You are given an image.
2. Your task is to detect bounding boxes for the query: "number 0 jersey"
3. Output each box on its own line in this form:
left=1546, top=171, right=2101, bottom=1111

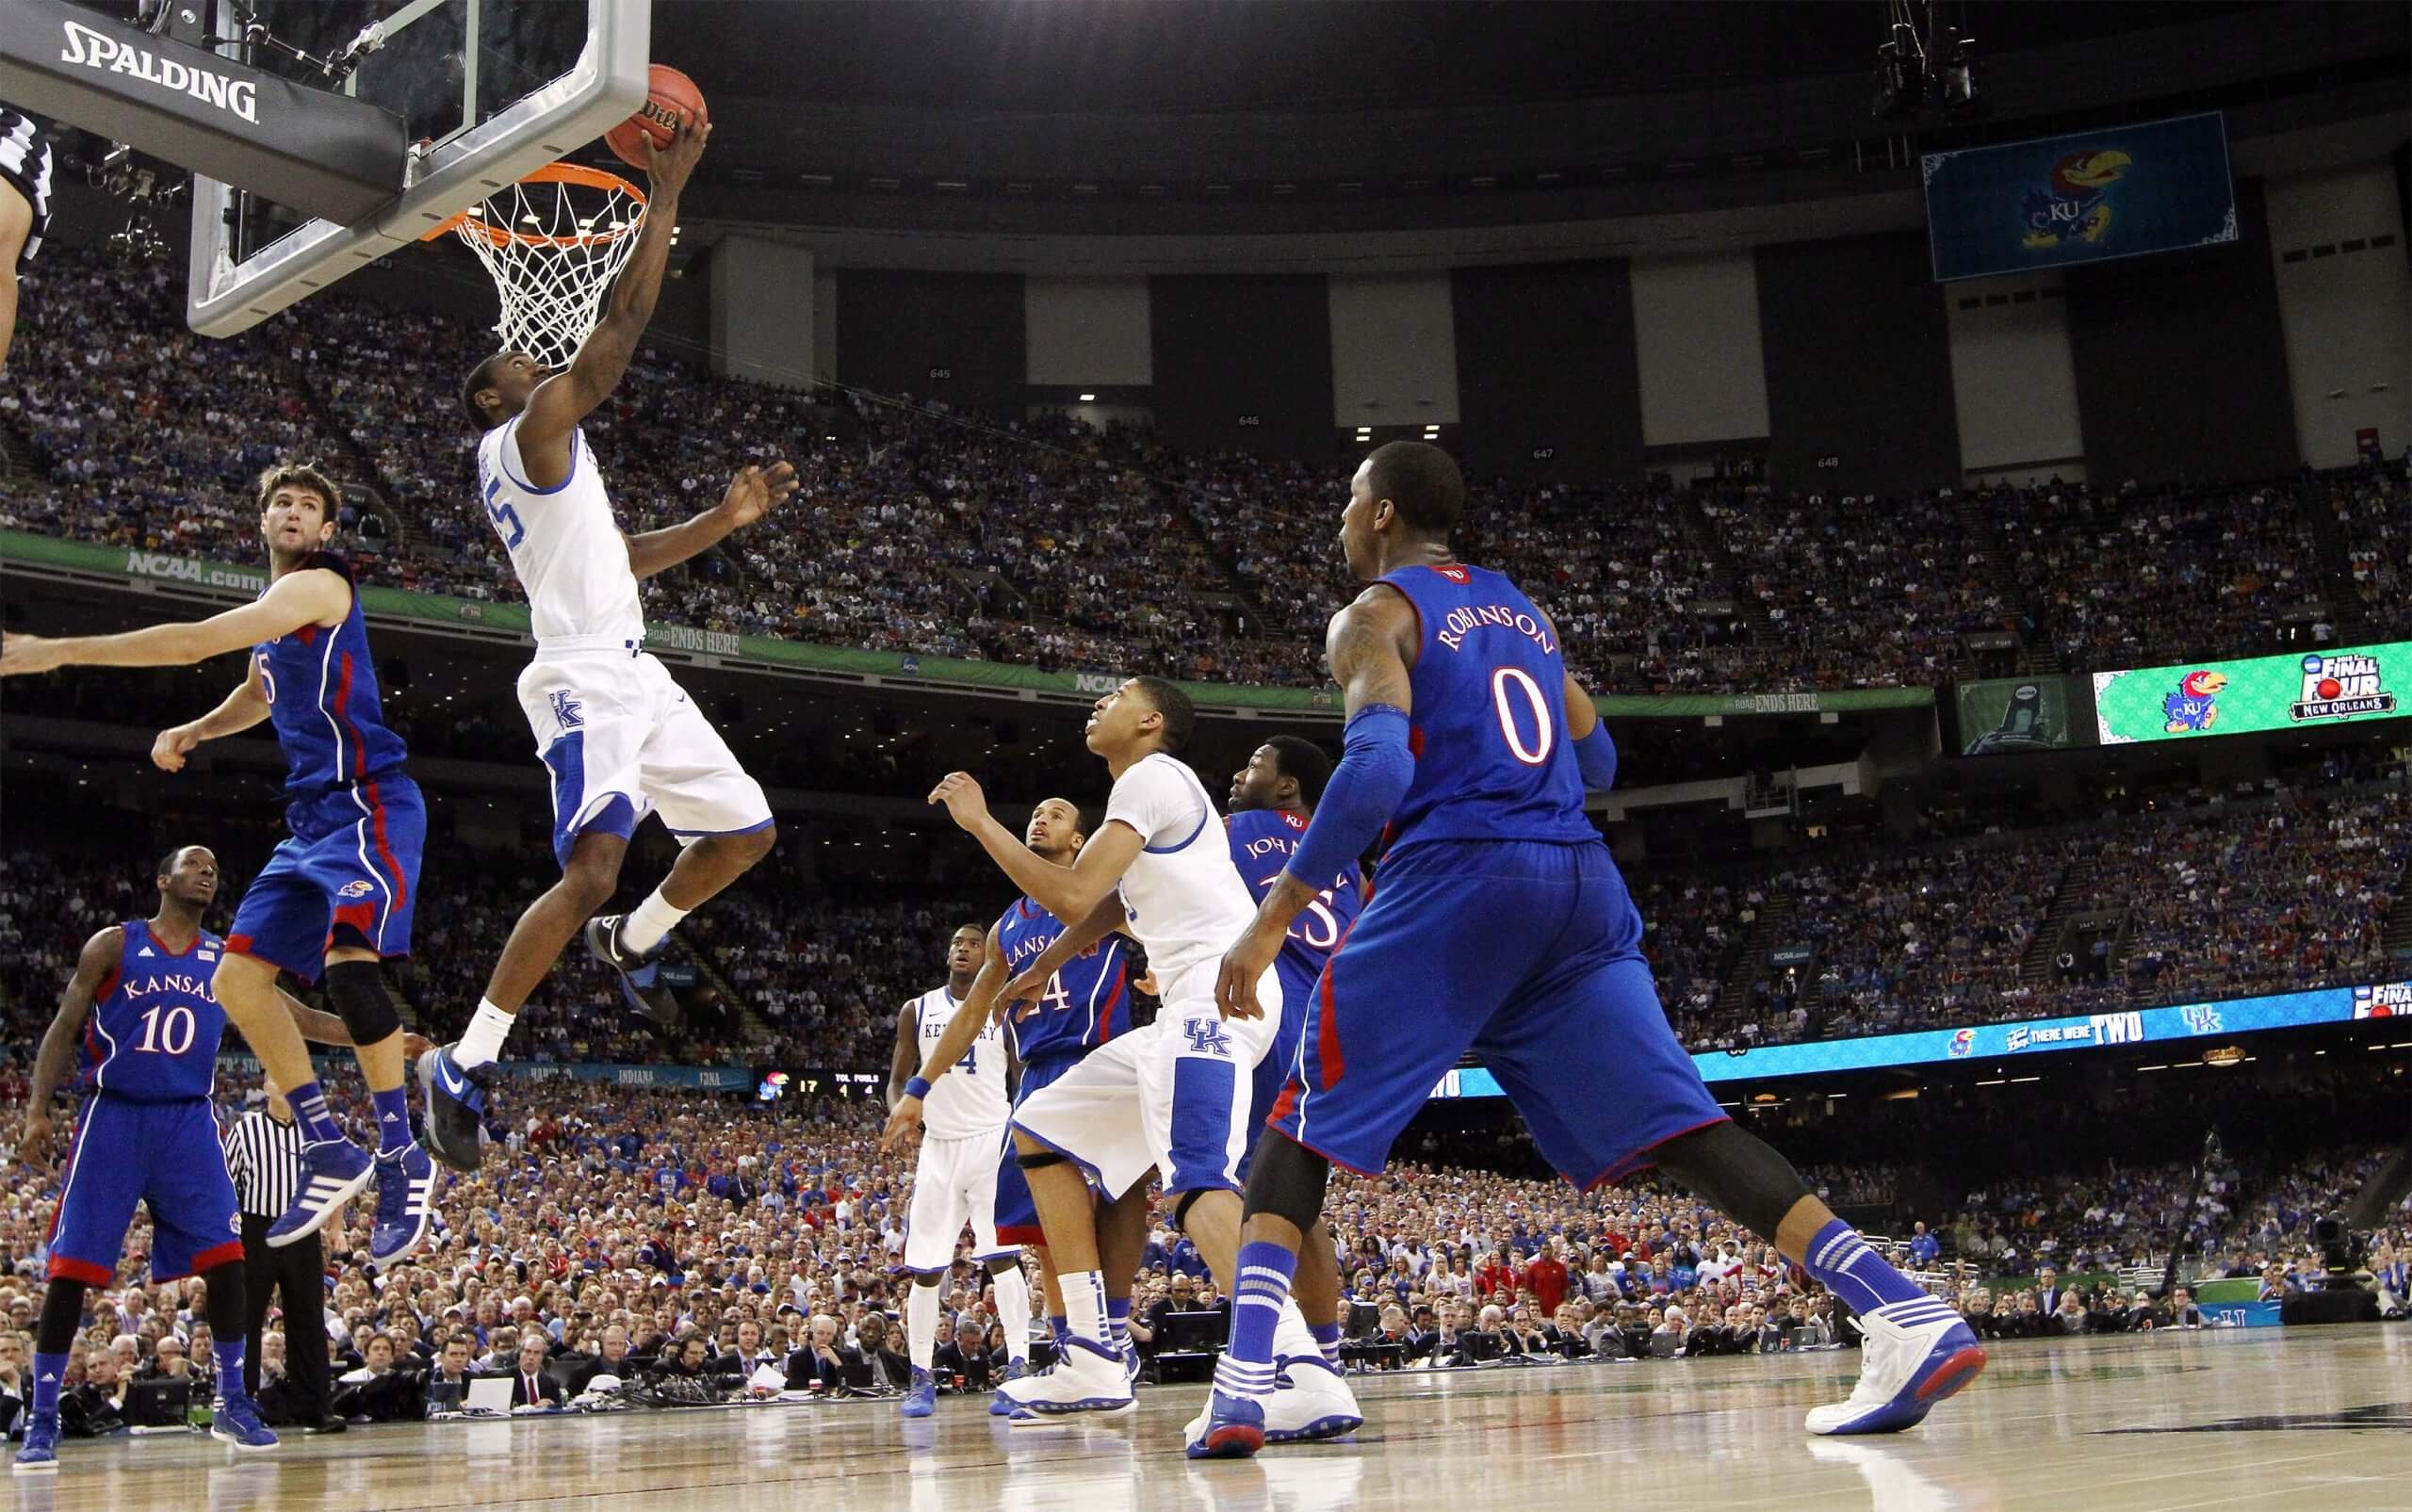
left=79, top=919, right=228, bottom=1103
left=912, top=985, right=1010, bottom=1140
left=1377, top=563, right=1598, bottom=852
left=475, top=416, right=646, bottom=648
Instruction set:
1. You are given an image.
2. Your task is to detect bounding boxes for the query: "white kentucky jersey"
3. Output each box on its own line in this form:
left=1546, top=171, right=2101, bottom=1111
left=474, top=417, right=644, bottom=647
left=1102, top=753, right=1260, bottom=982
left=915, top=986, right=1010, bottom=1140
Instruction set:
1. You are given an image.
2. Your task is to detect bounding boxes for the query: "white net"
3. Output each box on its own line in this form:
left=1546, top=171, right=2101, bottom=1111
left=449, top=167, right=648, bottom=370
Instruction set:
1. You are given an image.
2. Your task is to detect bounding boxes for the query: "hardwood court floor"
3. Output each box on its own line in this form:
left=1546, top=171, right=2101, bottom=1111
left=13, top=1328, right=2409, bottom=1511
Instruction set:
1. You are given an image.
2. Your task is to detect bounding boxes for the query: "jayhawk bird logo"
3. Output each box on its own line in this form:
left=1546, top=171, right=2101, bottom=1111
left=2022, top=149, right=2131, bottom=250
left=2161, top=670, right=2226, bottom=734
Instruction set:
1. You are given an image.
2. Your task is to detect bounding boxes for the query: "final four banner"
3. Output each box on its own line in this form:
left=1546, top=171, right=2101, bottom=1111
left=2093, top=642, right=2406, bottom=746
left=1921, top=112, right=2238, bottom=283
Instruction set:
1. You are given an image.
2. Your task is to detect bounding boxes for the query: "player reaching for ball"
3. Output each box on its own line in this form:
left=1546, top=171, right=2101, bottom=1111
left=425, top=112, right=801, bottom=1168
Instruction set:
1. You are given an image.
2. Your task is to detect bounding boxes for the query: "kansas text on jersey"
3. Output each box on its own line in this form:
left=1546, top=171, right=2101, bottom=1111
left=995, top=897, right=1130, bottom=1065
left=80, top=919, right=228, bottom=1102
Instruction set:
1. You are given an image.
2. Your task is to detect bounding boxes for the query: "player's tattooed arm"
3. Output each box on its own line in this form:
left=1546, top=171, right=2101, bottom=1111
left=154, top=657, right=272, bottom=772
left=19, top=927, right=120, bottom=1166
left=624, top=462, right=801, bottom=578
left=0, top=568, right=350, bottom=675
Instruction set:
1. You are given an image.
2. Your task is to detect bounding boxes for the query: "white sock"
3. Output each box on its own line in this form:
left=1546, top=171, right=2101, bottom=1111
left=1062, top=1269, right=1108, bottom=1349
left=618, top=888, right=691, bottom=956
left=906, top=1282, right=940, bottom=1372
left=454, top=1000, right=514, bottom=1069
left=990, top=1265, right=1032, bottom=1366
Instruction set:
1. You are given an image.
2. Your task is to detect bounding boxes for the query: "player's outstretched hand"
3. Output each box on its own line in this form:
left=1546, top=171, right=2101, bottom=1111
left=717, top=461, right=798, bottom=528
left=996, top=968, right=1048, bottom=1024
left=879, top=1097, right=925, bottom=1156
left=644, top=116, right=710, bottom=198
left=927, top=772, right=988, bottom=832
left=1214, top=925, right=1281, bottom=1022
left=152, top=723, right=202, bottom=772
left=0, top=632, right=63, bottom=677
left=403, top=1032, right=436, bottom=1063
left=14, top=1109, right=53, bottom=1170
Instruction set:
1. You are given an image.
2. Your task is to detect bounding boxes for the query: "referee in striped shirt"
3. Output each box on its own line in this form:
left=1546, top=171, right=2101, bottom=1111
left=0, top=103, right=54, bottom=367
left=224, top=1080, right=339, bottom=1432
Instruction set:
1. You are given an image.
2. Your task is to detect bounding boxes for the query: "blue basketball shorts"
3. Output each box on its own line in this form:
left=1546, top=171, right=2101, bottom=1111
left=227, top=775, right=425, bottom=983
left=992, top=1053, right=1085, bottom=1247
left=1270, top=837, right=1728, bottom=1186
left=47, top=1094, right=243, bottom=1285
left=1235, top=956, right=1317, bottom=1184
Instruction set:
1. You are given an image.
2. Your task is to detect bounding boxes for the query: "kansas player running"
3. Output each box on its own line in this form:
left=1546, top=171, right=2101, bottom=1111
left=429, top=116, right=794, bottom=1165
left=1189, top=443, right=1984, bottom=1458
left=884, top=798, right=1131, bottom=1415
left=0, top=465, right=440, bottom=1269
left=10, top=848, right=289, bottom=1469
left=886, top=923, right=1023, bottom=1418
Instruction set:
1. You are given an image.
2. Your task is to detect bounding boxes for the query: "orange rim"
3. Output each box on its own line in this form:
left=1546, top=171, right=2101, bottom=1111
left=418, top=162, right=649, bottom=247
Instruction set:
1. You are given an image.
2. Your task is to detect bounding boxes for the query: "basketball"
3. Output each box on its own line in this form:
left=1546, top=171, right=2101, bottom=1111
left=2317, top=676, right=2343, bottom=699
left=604, top=64, right=708, bottom=170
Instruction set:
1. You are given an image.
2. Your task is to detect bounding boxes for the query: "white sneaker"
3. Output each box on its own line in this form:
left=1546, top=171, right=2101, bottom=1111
left=1184, top=1358, right=1362, bottom=1446
left=1804, top=1298, right=1986, bottom=1436
left=1000, top=1338, right=1133, bottom=1421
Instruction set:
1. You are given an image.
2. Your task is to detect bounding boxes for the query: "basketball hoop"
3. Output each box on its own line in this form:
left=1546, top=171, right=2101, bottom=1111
left=424, top=163, right=648, bottom=369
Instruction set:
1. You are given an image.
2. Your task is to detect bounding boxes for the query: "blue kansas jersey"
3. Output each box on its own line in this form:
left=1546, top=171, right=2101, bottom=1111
left=253, top=553, right=409, bottom=794
left=1377, top=563, right=1597, bottom=851
left=996, top=896, right=1130, bottom=1065
left=1225, top=807, right=1363, bottom=991
left=80, top=919, right=228, bottom=1103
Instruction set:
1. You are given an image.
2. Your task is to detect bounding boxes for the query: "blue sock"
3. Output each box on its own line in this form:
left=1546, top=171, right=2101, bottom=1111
left=371, top=1084, right=412, bottom=1153
left=213, top=1340, right=248, bottom=1398
left=1106, top=1296, right=1132, bottom=1353
left=1213, top=1241, right=1297, bottom=1402
left=31, top=1351, right=66, bottom=1420
left=1309, top=1320, right=1342, bottom=1370
left=288, top=1081, right=344, bottom=1145
left=1801, top=1219, right=1927, bottom=1313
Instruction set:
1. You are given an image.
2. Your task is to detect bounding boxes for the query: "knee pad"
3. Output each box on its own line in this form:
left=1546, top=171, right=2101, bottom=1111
left=1171, top=1187, right=1210, bottom=1233
left=1239, top=1130, right=1330, bottom=1236
left=324, top=959, right=403, bottom=1047
left=1016, top=1148, right=1067, bottom=1173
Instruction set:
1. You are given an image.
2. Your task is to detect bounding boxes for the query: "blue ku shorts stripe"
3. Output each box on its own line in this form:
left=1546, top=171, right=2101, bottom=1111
left=1235, top=957, right=1315, bottom=1184
left=47, top=1094, right=244, bottom=1285
left=993, top=1054, right=1083, bottom=1244
left=227, top=775, right=425, bottom=983
left=1272, top=837, right=1728, bottom=1186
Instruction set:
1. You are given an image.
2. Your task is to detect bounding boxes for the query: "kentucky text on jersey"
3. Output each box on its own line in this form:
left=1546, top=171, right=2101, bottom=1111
left=253, top=553, right=409, bottom=792
left=81, top=919, right=228, bottom=1102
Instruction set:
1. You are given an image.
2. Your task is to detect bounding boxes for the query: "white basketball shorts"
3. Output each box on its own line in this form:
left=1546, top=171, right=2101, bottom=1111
left=904, top=1130, right=1010, bottom=1272
left=1009, top=957, right=1279, bottom=1202
left=517, top=643, right=772, bottom=865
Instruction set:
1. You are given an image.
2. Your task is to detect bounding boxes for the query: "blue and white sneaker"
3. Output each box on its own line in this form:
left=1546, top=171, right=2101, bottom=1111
left=988, top=1358, right=1029, bottom=1416
left=267, top=1137, right=374, bottom=1248
left=368, top=1142, right=435, bottom=1264
left=12, top=1412, right=57, bottom=1472
left=416, top=1043, right=493, bottom=1173
left=1183, top=1390, right=1266, bottom=1460
left=899, top=1366, right=937, bottom=1418
left=1804, top=1298, right=1988, bottom=1435
left=998, top=1337, right=1131, bottom=1420
left=1261, top=1358, right=1361, bottom=1443
left=210, top=1388, right=278, bottom=1451
left=584, top=916, right=681, bottom=1029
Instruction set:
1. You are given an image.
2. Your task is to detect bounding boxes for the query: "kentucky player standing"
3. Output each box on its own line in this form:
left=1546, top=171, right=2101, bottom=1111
left=1188, top=443, right=1984, bottom=1458
left=1, top=464, right=438, bottom=1270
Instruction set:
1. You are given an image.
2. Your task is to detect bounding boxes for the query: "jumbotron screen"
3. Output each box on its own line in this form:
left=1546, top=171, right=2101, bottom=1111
left=2093, top=642, right=2406, bottom=746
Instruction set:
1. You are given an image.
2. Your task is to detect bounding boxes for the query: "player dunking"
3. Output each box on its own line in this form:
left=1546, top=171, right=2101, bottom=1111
left=1189, top=443, right=1985, bottom=1457
left=1, top=465, right=440, bottom=1270
left=423, top=116, right=796, bottom=1163
left=886, top=798, right=1132, bottom=1416
left=7, top=847, right=389, bottom=1469
left=885, top=924, right=1023, bottom=1418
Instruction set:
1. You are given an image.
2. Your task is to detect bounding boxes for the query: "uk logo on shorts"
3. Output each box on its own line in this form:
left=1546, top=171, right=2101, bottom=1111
left=550, top=689, right=584, bottom=729
left=337, top=879, right=375, bottom=899
left=1183, top=1020, right=1234, bottom=1057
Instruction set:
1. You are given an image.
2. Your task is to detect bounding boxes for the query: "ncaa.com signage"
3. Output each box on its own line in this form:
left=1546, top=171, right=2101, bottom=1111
left=60, top=20, right=259, bottom=123
left=1073, top=672, right=1124, bottom=695
left=123, top=550, right=269, bottom=594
